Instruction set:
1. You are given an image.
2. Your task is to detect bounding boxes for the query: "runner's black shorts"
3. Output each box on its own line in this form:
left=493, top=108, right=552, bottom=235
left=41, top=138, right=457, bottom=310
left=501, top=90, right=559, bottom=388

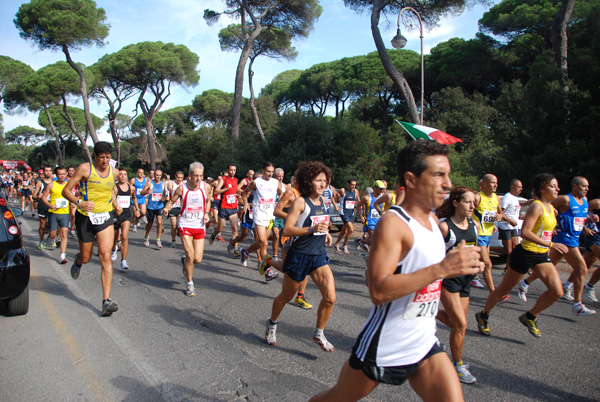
left=75, top=210, right=117, bottom=243
left=499, top=228, right=519, bottom=240
left=38, top=202, right=49, bottom=218
left=509, top=244, right=551, bottom=275
left=146, top=208, right=163, bottom=222
left=442, top=274, right=474, bottom=297
left=114, top=209, right=133, bottom=227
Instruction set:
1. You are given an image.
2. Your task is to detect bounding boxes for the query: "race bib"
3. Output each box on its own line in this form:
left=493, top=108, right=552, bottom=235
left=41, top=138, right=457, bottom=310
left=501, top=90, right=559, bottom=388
left=248, top=209, right=253, bottom=220
left=574, top=217, right=586, bottom=232
left=151, top=193, right=162, bottom=202
left=136, top=188, right=142, bottom=196
left=173, top=198, right=181, bottom=208
left=117, top=195, right=131, bottom=208
left=226, top=194, right=237, bottom=204
left=310, top=215, right=330, bottom=236
left=482, top=210, right=497, bottom=224
left=324, top=199, right=332, bottom=210
left=403, top=281, right=442, bottom=319
left=55, top=198, right=69, bottom=208
left=370, top=209, right=380, bottom=219
left=259, top=198, right=274, bottom=211
left=185, top=206, right=203, bottom=219
left=345, top=200, right=355, bottom=210
left=538, top=231, right=553, bottom=248
left=89, top=212, right=110, bottom=225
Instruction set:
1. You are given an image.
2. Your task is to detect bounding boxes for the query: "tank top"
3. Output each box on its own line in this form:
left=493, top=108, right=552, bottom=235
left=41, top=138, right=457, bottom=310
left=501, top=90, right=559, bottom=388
left=115, top=183, right=132, bottom=211
left=289, top=196, right=329, bottom=256
left=322, top=185, right=334, bottom=214
left=341, top=188, right=357, bottom=217
left=133, top=177, right=147, bottom=199
left=473, top=191, right=499, bottom=236
left=147, top=180, right=165, bottom=210
left=252, top=176, right=279, bottom=221
left=442, top=217, right=478, bottom=251
left=219, top=176, right=239, bottom=209
left=521, top=201, right=556, bottom=253
left=49, top=181, right=69, bottom=214
left=554, top=194, right=588, bottom=247
left=352, top=205, right=445, bottom=366
left=384, top=192, right=397, bottom=212
left=366, top=193, right=382, bottom=227
left=169, top=182, right=182, bottom=208
left=77, top=163, right=114, bottom=216
left=39, top=179, right=52, bottom=202
left=22, top=179, right=31, bottom=189
left=178, top=182, right=207, bottom=230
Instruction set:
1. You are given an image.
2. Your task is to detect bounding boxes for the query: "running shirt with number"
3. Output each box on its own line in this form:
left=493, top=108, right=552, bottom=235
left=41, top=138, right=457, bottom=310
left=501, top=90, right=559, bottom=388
left=169, top=182, right=182, bottom=208
left=352, top=205, right=445, bottom=366
left=442, top=217, right=478, bottom=251
left=366, top=193, right=382, bottom=227
left=474, top=191, right=499, bottom=236
left=116, top=184, right=132, bottom=211
left=252, top=176, right=279, bottom=222
left=498, top=192, right=521, bottom=230
left=178, top=182, right=207, bottom=230
left=146, top=181, right=165, bottom=210
left=290, top=197, right=329, bottom=256
left=554, top=194, right=588, bottom=248
left=341, top=188, right=357, bottom=217
left=322, top=185, right=334, bottom=214
left=49, top=181, right=69, bottom=214
left=521, top=200, right=557, bottom=253
left=133, top=177, right=147, bottom=204
left=219, top=176, right=239, bottom=209
left=77, top=163, right=114, bottom=216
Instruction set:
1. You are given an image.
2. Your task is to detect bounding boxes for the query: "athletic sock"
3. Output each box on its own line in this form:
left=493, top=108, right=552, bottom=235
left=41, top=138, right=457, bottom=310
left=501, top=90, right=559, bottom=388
left=187, top=281, right=193, bottom=286
left=313, top=328, right=324, bottom=338
left=585, top=282, right=594, bottom=289
left=297, top=292, right=305, bottom=300
left=525, top=311, right=536, bottom=321
left=454, top=360, right=463, bottom=367
left=523, top=279, right=530, bottom=286
left=268, top=318, right=277, bottom=326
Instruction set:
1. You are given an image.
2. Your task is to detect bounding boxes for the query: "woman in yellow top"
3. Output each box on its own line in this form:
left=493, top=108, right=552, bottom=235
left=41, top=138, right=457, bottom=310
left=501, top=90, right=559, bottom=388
left=41, top=166, right=70, bottom=264
left=62, top=142, right=120, bottom=317
left=475, top=173, right=568, bottom=338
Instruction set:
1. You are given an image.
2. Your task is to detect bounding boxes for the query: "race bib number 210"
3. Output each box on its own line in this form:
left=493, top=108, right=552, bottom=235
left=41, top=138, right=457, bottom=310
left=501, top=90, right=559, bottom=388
left=403, top=280, right=442, bottom=319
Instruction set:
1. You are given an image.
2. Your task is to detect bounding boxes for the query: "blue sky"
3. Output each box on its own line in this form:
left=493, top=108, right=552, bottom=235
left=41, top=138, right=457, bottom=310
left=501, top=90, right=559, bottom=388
left=0, top=0, right=497, bottom=139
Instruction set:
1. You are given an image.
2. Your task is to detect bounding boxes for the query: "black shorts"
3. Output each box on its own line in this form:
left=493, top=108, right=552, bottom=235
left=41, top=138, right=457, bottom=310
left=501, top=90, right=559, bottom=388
left=349, top=340, right=446, bottom=386
left=218, top=207, right=237, bottom=219
left=114, top=209, right=133, bottom=227
left=21, top=189, right=32, bottom=197
left=211, top=200, right=220, bottom=210
left=499, top=229, right=519, bottom=240
left=509, top=244, right=551, bottom=275
left=38, top=203, right=49, bottom=219
left=283, top=249, right=329, bottom=282
left=168, top=207, right=181, bottom=218
left=340, top=214, right=354, bottom=224
left=75, top=210, right=117, bottom=243
left=442, top=274, right=474, bottom=297
left=146, top=208, right=163, bottom=222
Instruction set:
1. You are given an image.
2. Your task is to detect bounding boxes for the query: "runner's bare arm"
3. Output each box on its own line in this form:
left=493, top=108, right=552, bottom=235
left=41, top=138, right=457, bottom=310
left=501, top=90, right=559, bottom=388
left=551, top=195, right=570, bottom=214
left=62, top=163, right=90, bottom=205
left=140, top=180, right=152, bottom=196
left=163, top=185, right=183, bottom=215
left=41, top=182, right=53, bottom=209
left=521, top=202, right=567, bottom=254
left=273, top=189, right=295, bottom=220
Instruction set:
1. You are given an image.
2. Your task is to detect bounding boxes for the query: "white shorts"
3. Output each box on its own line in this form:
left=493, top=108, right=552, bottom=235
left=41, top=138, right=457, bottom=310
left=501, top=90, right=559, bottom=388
left=253, top=217, right=273, bottom=229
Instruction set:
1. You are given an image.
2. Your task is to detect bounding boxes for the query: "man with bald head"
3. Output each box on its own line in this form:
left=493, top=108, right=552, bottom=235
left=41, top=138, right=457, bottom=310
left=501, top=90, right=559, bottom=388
left=473, top=174, right=508, bottom=301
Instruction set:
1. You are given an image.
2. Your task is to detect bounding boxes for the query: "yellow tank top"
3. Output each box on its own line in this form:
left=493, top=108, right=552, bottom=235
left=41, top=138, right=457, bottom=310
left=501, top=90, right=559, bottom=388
left=78, top=163, right=115, bottom=216
left=49, top=181, right=69, bottom=214
left=384, top=193, right=397, bottom=212
left=474, top=191, right=499, bottom=236
left=521, top=200, right=556, bottom=253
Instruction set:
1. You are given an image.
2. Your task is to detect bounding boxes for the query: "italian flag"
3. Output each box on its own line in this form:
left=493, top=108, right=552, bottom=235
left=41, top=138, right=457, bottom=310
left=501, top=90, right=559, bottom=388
left=397, top=121, right=462, bottom=145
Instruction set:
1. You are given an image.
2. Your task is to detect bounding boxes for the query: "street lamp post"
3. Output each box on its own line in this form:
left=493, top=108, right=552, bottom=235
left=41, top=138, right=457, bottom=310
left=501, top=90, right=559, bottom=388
left=391, top=7, right=424, bottom=125
left=58, top=143, right=65, bottom=166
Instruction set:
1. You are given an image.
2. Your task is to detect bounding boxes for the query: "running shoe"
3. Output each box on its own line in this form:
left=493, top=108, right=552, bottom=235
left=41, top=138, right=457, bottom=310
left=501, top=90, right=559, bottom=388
left=38, top=241, right=45, bottom=250
left=227, top=239, right=235, bottom=254
left=497, top=294, right=510, bottom=305
left=519, top=313, right=541, bottom=337
left=111, top=249, right=118, bottom=261
left=259, top=254, right=272, bottom=275
left=185, top=283, right=196, bottom=297
left=583, top=285, right=598, bottom=303
left=132, top=225, right=137, bottom=233
left=518, top=280, right=529, bottom=302
left=572, top=303, right=596, bottom=316
left=456, top=363, right=477, bottom=384
left=70, top=260, right=81, bottom=280
left=121, top=260, right=129, bottom=270
left=70, top=229, right=77, bottom=237
left=343, top=245, right=349, bottom=255
left=209, top=231, right=217, bottom=245
left=58, top=254, right=68, bottom=264
left=233, top=249, right=240, bottom=257
left=475, top=311, right=490, bottom=336
left=117, top=241, right=122, bottom=249
left=144, top=237, right=150, bottom=247
left=265, top=320, right=277, bottom=345
left=156, top=239, right=162, bottom=249
left=354, top=237, right=362, bottom=250
left=265, top=267, right=279, bottom=281
left=471, top=277, right=485, bottom=289
left=101, top=298, right=119, bottom=316
left=312, top=333, right=335, bottom=352
left=240, top=248, right=250, bottom=267
left=216, top=235, right=225, bottom=242
left=361, top=243, right=371, bottom=252
left=294, top=297, right=312, bottom=309
left=334, top=244, right=342, bottom=253
left=562, top=284, right=574, bottom=301
left=51, top=241, right=58, bottom=248
left=171, top=240, right=176, bottom=248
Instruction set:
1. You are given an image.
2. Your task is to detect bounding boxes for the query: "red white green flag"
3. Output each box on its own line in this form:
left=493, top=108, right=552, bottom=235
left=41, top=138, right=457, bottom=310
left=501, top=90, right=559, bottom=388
left=397, top=121, right=462, bottom=145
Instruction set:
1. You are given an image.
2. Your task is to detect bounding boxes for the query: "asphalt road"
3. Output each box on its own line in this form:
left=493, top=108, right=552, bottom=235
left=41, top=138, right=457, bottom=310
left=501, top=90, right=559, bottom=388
left=1, top=210, right=599, bottom=401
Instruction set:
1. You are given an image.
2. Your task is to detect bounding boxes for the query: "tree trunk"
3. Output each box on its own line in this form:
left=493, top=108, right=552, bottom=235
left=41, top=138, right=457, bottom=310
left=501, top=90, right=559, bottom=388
left=371, top=0, right=420, bottom=124
left=59, top=97, right=92, bottom=162
left=103, top=90, right=122, bottom=166
left=552, top=0, right=576, bottom=95
left=62, top=45, right=99, bottom=144
left=146, top=118, right=157, bottom=170
left=44, top=105, right=64, bottom=165
left=248, top=57, right=267, bottom=142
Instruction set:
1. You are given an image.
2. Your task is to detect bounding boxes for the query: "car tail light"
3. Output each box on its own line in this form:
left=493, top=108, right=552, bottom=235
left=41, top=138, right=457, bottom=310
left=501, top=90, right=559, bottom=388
left=0, top=198, right=6, bottom=206
left=4, top=211, right=14, bottom=220
left=8, top=225, right=19, bottom=235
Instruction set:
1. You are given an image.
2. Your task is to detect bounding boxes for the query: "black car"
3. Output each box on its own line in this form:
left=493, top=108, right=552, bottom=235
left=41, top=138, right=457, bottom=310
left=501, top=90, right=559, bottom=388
left=0, top=189, right=30, bottom=316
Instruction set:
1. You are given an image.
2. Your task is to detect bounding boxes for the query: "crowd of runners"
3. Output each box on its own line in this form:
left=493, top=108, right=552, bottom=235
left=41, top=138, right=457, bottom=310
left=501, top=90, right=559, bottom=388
left=2, top=139, right=599, bottom=401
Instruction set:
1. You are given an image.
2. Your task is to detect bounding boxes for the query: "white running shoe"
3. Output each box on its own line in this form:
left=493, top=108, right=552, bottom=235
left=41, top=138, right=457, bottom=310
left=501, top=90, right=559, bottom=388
left=343, top=245, right=349, bottom=255
left=265, top=320, right=277, bottom=345
left=58, top=254, right=68, bottom=264
left=456, top=363, right=477, bottom=384
left=312, top=333, right=335, bottom=352
left=572, top=303, right=596, bottom=316
left=185, top=283, right=195, bottom=297
left=334, top=244, right=342, bottom=253
left=518, top=280, right=529, bottom=302
left=265, top=267, right=279, bottom=281
left=156, top=239, right=162, bottom=249
left=144, top=238, right=150, bottom=247
left=111, top=249, right=118, bottom=261
left=121, top=260, right=129, bottom=270
left=471, top=278, right=485, bottom=289
left=562, top=284, right=574, bottom=301
left=132, top=225, right=137, bottom=233
left=583, top=285, right=598, bottom=303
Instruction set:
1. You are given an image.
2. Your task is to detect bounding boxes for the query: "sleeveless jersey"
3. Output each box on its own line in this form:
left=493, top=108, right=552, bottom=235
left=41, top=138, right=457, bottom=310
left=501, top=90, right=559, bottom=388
left=521, top=201, right=556, bottom=253
left=220, top=176, right=239, bottom=209
left=352, top=205, right=445, bottom=366
left=169, top=182, right=182, bottom=208
left=474, top=191, right=499, bottom=236
left=443, top=217, right=478, bottom=251
left=366, top=193, right=382, bottom=228
left=115, top=183, right=132, bottom=211
left=341, top=189, right=357, bottom=217
left=21, top=179, right=31, bottom=189
left=178, top=182, right=207, bottom=230
left=77, top=163, right=114, bottom=216
left=322, top=185, right=334, bottom=214
left=39, top=179, right=52, bottom=202
left=554, top=194, right=588, bottom=247
left=147, top=181, right=165, bottom=210
left=252, top=177, right=279, bottom=221
left=133, top=177, right=147, bottom=201
left=384, top=192, right=397, bottom=212
left=49, top=181, right=69, bottom=214
left=290, top=197, right=329, bottom=256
